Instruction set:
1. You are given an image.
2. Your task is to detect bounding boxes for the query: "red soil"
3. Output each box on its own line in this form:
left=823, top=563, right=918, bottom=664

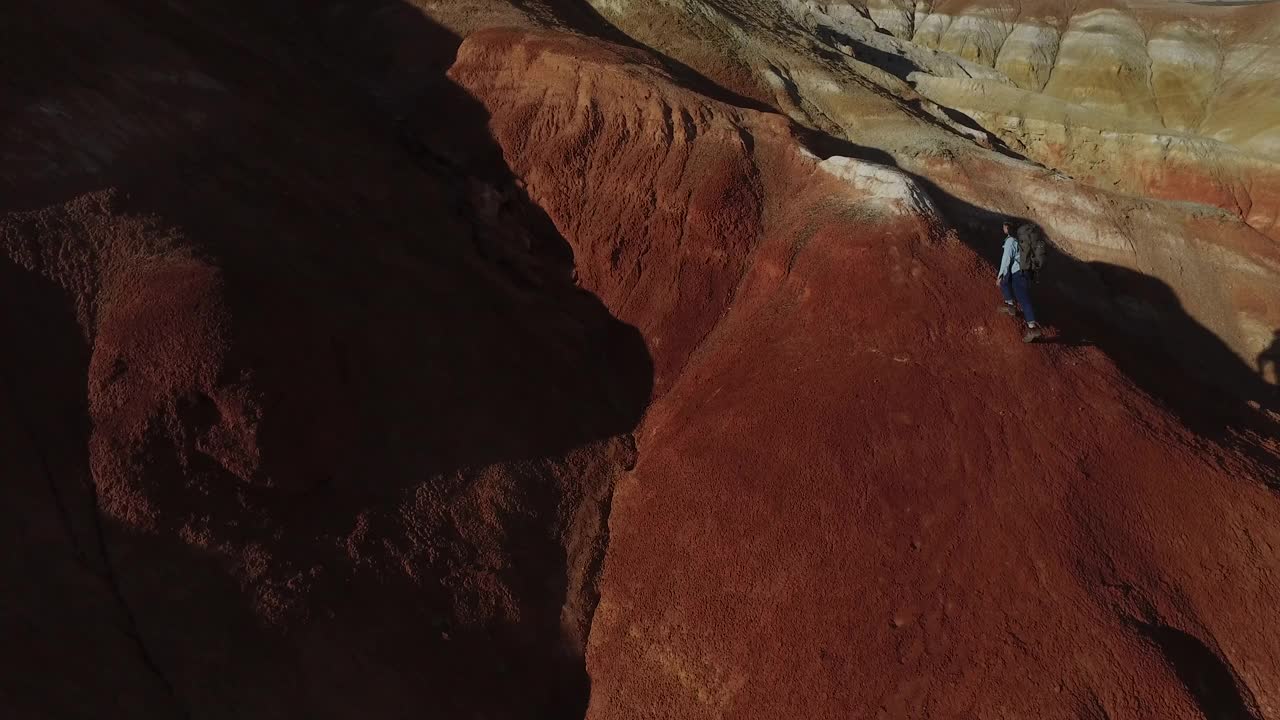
left=452, top=26, right=1280, bottom=720
left=3, top=1, right=1278, bottom=719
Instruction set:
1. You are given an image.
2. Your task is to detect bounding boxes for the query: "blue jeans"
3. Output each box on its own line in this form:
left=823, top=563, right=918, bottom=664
left=999, top=272, right=1037, bottom=325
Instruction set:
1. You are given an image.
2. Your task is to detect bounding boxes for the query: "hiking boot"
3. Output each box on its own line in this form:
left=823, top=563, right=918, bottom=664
left=998, top=302, right=1017, bottom=316
left=1022, top=325, right=1043, bottom=343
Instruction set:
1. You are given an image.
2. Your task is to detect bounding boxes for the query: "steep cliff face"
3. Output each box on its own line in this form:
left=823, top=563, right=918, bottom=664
left=4, top=1, right=1279, bottom=719
left=904, top=0, right=1280, bottom=233
left=580, top=0, right=1280, bottom=399
left=793, top=0, right=1280, bottom=238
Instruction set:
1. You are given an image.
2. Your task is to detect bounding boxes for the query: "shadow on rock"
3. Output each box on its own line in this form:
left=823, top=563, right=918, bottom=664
left=538, top=0, right=777, bottom=111
left=1, top=1, right=653, bottom=717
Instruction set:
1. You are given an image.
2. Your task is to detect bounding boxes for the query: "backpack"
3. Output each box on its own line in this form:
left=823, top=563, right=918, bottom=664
left=1015, top=223, right=1047, bottom=274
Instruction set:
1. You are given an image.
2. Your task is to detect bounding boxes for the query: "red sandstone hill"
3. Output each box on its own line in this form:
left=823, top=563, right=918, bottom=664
left=2, top=1, right=1278, bottom=719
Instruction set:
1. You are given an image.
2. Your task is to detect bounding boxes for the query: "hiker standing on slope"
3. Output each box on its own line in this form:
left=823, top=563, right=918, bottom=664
left=997, top=220, right=1044, bottom=343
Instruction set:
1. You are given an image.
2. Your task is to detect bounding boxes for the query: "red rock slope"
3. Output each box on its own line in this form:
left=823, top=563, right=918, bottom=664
left=451, top=26, right=1280, bottom=720
left=574, top=0, right=1280, bottom=394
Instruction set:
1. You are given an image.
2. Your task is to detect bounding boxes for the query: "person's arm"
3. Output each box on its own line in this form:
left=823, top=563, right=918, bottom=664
left=997, top=238, right=1012, bottom=277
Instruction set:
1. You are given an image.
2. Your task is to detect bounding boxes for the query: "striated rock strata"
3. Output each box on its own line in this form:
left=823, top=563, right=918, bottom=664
left=581, top=0, right=1280, bottom=400
left=449, top=25, right=1280, bottom=719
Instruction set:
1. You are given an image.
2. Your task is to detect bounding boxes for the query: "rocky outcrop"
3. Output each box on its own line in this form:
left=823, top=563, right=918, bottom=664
left=581, top=0, right=1280, bottom=400
left=449, top=25, right=1280, bottom=719
left=4, top=1, right=1279, bottom=719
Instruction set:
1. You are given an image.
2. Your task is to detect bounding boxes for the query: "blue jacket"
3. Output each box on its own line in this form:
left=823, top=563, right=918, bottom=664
left=998, top=235, right=1022, bottom=276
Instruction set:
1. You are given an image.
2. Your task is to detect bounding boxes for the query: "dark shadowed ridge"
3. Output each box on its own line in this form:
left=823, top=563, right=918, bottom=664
left=2, top=1, right=1277, bottom=719
left=1, top=0, right=651, bottom=717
